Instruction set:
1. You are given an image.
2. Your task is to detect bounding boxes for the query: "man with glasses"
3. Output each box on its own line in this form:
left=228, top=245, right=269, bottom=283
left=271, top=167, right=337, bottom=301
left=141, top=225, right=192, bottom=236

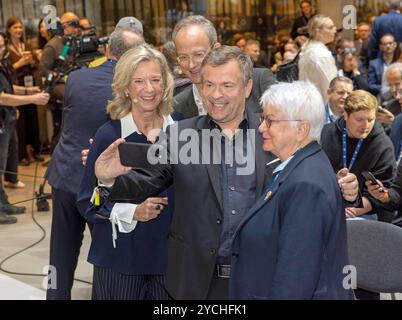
left=385, top=63, right=402, bottom=159
left=325, top=77, right=353, bottom=124
left=368, top=34, right=397, bottom=101
left=95, top=46, right=275, bottom=300
left=173, top=15, right=276, bottom=119
left=368, top=0, right=402, bottom=60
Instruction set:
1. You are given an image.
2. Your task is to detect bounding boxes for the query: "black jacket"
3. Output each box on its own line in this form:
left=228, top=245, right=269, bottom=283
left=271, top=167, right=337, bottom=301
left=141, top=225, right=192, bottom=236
left=321, top=117, right=396, bottom=218
left=110, top=109, right=275, bottom=299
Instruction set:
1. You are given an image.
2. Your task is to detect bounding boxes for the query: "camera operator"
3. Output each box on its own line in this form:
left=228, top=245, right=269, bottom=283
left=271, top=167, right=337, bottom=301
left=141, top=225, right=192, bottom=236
left=39, top=12, right=80, bottom=151
left=45, top=26, right=144, bottom=300
left=0, top=32, right=49, bottom=224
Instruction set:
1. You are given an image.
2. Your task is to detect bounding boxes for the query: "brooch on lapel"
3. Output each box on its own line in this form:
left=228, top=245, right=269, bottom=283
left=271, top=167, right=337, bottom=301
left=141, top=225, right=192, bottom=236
left=264, top=191, right=272, bottom=201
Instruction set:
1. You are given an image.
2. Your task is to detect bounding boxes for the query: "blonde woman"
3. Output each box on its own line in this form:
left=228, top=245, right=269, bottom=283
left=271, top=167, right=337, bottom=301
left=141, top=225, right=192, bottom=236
left=298, top=14, right=338, bottom=103
left=77, top=44, right=182, bottom=300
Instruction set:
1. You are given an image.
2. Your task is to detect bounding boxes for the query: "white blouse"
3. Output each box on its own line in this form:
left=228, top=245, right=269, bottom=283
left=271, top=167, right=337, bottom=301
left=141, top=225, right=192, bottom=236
left=298, top=40, right=338, bottom=103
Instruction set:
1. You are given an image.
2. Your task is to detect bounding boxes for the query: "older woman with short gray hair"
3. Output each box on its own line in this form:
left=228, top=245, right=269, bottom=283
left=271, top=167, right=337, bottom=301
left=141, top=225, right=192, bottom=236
left=229, top=81, right=355, bottom=300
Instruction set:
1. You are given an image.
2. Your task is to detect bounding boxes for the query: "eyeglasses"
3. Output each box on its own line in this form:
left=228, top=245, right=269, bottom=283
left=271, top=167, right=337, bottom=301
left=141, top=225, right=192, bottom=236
left=177, top=50, right=209, bottom=65
left=380, top=41, right=395, bottom=46
left=260, top=115, right=302, bottom=128
left=343, top=47, right=356, bottom=54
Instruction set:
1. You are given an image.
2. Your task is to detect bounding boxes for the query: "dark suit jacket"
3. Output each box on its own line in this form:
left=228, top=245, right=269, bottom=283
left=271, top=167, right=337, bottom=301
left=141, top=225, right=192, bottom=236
left=174, top=68, right=277, bottom=119
left=109, top=109, right=275, bottom=299
left=46, top=61, right=114, bottom=194
left=367, top=57, right=385, bottom=96
left=230, top=142, right=355, bottom=300
left=368, top=11, right=402, bottom=60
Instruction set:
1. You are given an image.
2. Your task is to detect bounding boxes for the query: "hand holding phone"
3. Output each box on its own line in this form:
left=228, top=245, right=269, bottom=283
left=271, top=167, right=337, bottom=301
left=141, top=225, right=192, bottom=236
left=362, top=171, right=379, bottom=186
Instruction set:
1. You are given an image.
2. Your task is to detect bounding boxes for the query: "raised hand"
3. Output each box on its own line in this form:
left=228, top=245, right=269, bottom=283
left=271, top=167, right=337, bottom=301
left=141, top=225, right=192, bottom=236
left=95, top=138, right=131, bottom=185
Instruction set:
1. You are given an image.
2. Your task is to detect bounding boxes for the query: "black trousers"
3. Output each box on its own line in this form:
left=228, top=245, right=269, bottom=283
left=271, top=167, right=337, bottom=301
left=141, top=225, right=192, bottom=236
left=46, top=188, right=88, bottom=300
left=92, top=266, right=171, bottom=300
left=206, top=274, right=229, bottom=300
left=4, top=128, right=19, bottom=183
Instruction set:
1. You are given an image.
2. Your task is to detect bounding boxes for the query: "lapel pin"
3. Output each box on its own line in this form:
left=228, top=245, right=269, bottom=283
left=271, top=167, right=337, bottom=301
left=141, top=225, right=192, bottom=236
left=264, top=191, right=272, bottom=201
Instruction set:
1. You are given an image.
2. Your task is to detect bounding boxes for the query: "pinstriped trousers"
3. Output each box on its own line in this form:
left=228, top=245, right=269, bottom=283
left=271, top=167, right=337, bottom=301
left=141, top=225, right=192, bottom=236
left=92, top=266, right=171, bottom=300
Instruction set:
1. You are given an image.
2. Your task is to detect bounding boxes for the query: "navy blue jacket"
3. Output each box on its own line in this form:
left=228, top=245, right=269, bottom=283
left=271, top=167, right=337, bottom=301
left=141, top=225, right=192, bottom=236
left=367, top=57, right=385, bottom=96
left=76, top=115, right=181, bottom=275
left=230, top=142, right=355, bottom=300
left=368, top=11, right=402, bottom=60
left=45, top=61, right=115, bottom=193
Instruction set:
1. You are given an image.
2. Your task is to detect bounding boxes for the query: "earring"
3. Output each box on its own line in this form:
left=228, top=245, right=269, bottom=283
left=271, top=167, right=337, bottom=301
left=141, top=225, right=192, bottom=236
left=125, top=91, right=130, bottom=98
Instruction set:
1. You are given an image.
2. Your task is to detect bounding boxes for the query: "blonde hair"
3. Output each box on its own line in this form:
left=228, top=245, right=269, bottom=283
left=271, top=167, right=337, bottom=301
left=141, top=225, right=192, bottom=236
left=344, top=90, right=377, bottom=115
left=107, top=44, right=174, bottom=120
left=307, top=14, right=333, bottom=40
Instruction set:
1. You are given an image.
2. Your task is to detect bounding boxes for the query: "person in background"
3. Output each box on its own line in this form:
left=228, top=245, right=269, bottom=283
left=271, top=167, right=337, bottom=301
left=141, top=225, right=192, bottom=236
left=325, top=77, right=353, bottom=124
left=291, top=0, right=314, bottom=40
left=298, top=15, right=338, bottom=103
left=172, top=15, right=276, bottom=119
left=355, top=22, right=371, bottom=71
left=367, top=34, right=397, bottom=101
left=39, top=12, right=81, bottom=152
left=368, top=0, right=402, bottom=60
left=338, top=51, right=369, bottom=91
left=79, top=17, right=93, bottom=35
left=0, top=32, right=50, bottom=224
left=161, top=40, right=192, bottom=96
left=6, top=16, right=43, bottom=173
left=244, top=39, right=263, bottom=68
left=88, top=16, right=144, bottom=69
left=230, top=81, right=355, bottom=300
left=321, top=90, right=396, bottom=222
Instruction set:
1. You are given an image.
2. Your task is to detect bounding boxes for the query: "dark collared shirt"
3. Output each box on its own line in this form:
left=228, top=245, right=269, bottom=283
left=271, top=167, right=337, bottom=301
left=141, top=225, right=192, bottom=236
left=208, top=115, right=257, bottom=263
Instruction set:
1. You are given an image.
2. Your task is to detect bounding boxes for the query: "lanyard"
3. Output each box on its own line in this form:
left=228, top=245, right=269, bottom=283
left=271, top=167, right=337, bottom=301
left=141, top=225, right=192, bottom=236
left=342, top=128, right=363, bottom=170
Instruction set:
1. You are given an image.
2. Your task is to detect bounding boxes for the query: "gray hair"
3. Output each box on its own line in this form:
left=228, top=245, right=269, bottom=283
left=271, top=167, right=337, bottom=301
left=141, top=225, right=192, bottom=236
left=201, top=45, right=253, bottom=86
left=389, top=0, right=401, bottom=11
left=328, top=76, right=353, bottom=91
left=386, top=62, right=402, bottom=77
left=260, top=81, right=325, bottom=142
left=108, top=28, right=145, bottom=59
left=172, top=15, right=217, bottom=46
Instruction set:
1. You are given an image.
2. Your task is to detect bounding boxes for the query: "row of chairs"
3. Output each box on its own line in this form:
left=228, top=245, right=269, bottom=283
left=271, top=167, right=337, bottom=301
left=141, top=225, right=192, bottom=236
left=347, top=219, right=402, bottom=300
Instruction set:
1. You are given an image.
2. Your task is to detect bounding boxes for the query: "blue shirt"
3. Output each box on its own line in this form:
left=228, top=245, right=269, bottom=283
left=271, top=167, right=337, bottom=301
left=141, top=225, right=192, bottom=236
left=208, top=116, right=257, bottom=263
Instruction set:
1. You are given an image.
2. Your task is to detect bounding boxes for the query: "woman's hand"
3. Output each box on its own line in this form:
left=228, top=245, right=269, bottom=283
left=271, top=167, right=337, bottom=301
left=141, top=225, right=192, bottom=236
left=134, top=197, right=169, bottom=222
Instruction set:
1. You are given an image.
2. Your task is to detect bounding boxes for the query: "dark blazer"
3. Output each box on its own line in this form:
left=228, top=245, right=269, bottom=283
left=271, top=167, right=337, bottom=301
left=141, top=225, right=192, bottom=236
left=45, top=61, right=114, bottom=194
left=76, top=118, right=178, bottom=275
left=367, top=57, right=385, bottom=96
left=109, top=108, right=275, bottom=299
left=368, top=11, right=402, bottom=60
left=230, top=142, right=355, bottom=300
left=174, top=68, right=276, bottom=119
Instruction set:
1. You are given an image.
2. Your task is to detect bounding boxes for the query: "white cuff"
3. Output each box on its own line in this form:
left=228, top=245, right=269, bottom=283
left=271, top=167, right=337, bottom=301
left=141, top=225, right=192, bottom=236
left=98, top=180, right=115, bottom=188
left=109, top=203, right=138, bottom=248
